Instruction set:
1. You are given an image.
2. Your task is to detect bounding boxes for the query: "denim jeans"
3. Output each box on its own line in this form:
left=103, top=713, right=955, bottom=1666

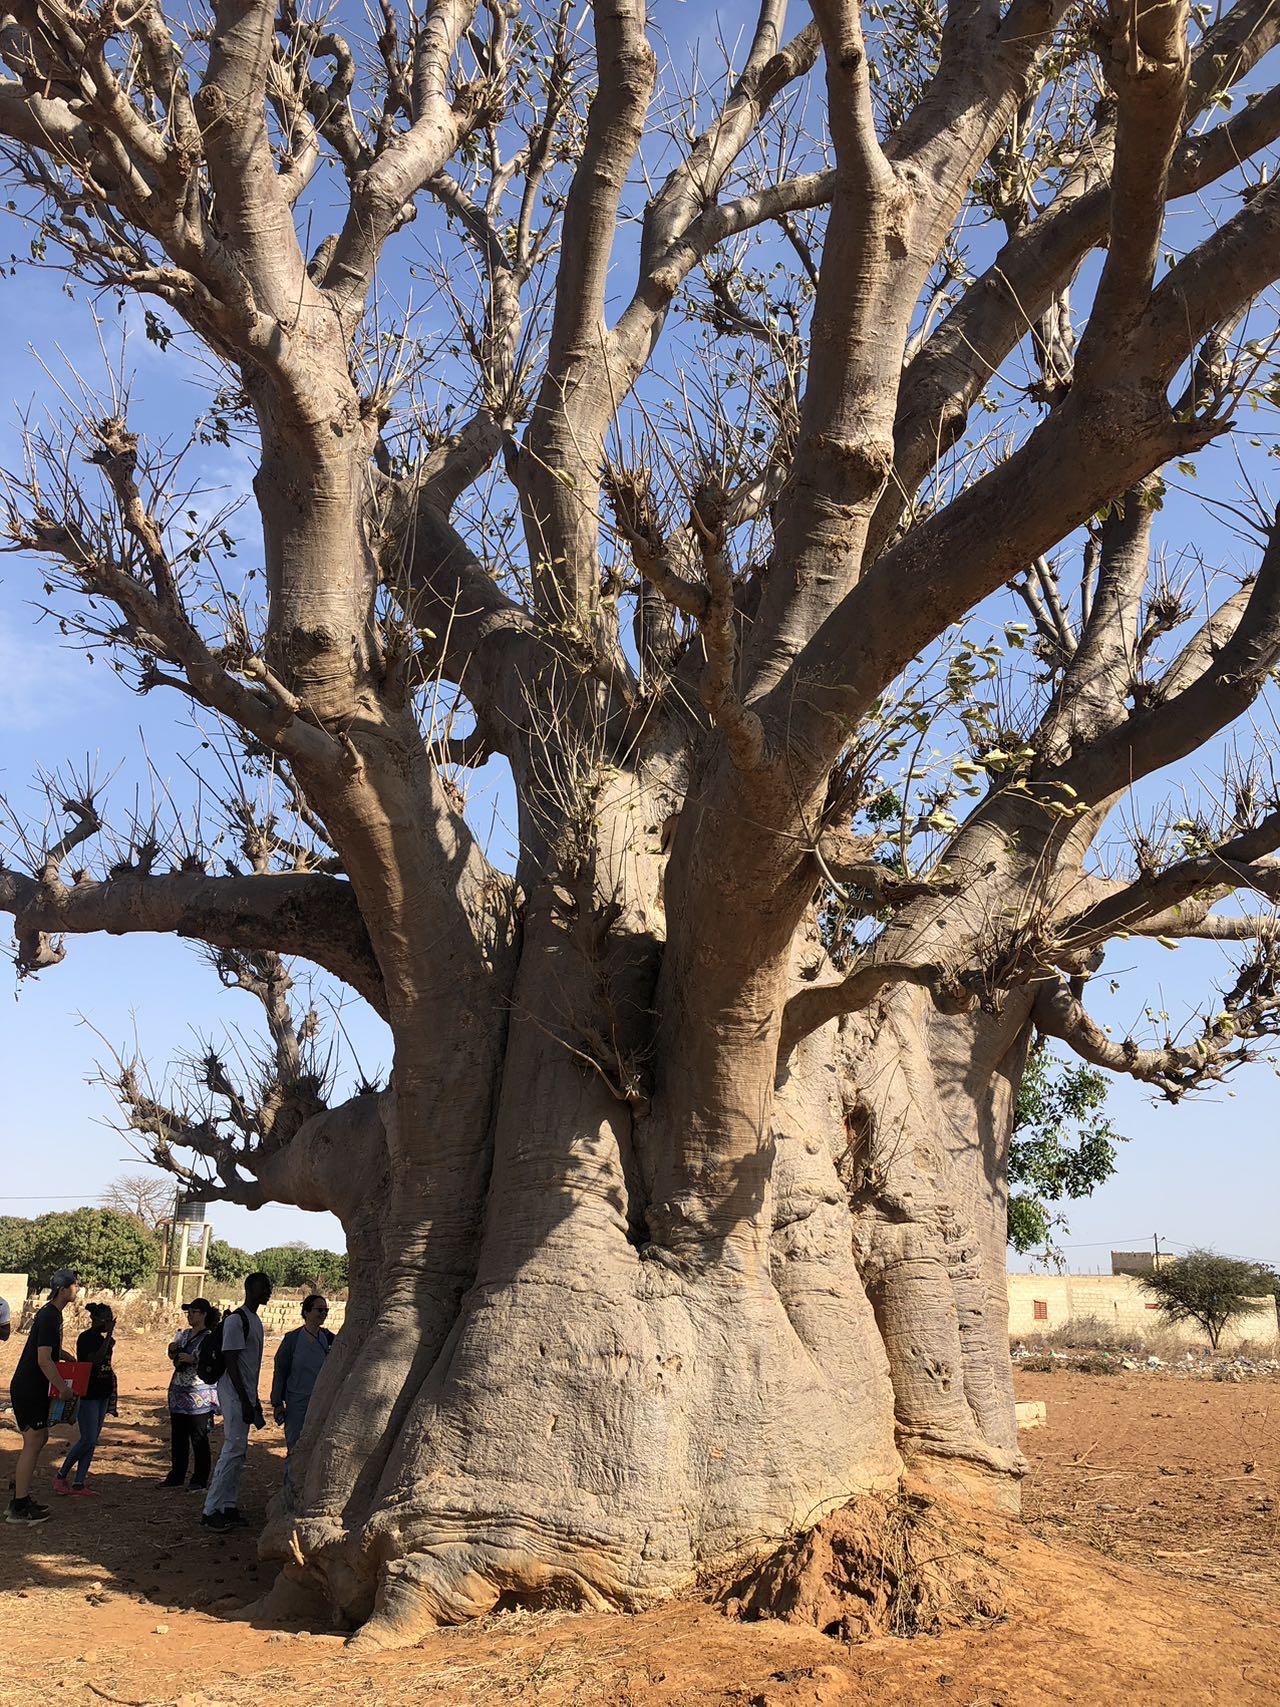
left=59, top=1397, right=108, bottom=1485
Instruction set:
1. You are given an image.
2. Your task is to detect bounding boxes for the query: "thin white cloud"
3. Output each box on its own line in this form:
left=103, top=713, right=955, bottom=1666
left=0, top=608, right=110, bottom=733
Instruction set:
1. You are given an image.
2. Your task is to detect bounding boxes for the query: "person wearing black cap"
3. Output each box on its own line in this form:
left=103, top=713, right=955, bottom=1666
left=7, top=1268, right=79, bottom=1525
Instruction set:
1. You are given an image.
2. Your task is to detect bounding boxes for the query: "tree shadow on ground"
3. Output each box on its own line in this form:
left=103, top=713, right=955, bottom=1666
left=2, top=1394, right=297, bottom=1627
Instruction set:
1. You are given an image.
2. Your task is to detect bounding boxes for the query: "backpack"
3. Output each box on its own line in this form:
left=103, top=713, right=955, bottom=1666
left=195, top=1308, right=248, bottom=1385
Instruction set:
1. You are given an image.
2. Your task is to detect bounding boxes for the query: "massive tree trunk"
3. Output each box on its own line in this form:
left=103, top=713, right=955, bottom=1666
left=258, top=865, right=1029, bottom=1646
left=258, top=789, right=1060, bottom=1644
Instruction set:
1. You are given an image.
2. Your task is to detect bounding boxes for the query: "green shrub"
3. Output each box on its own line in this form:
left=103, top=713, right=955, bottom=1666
left=206, top=1238, right=254, bottom=1284
left=24, top=1207, right=160, bottom=1291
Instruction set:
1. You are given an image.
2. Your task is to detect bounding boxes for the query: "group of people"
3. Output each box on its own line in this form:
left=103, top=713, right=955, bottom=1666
left=5, top=1269, right=335, bottom=1529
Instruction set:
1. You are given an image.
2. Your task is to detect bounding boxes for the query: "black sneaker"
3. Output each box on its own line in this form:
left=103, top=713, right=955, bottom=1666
left=200, top=1511, right=232, bottom=1532
left=158, top=1476, right=185, bottom=1489
left=6, top=1499, right=50, bottom=1525
left=224, top=1508, right=250, bottom=1526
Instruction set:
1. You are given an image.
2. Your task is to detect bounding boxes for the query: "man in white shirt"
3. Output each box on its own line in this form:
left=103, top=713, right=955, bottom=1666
left=0, top=1296, right=11, bottom=1341
left=201, top=1271, right=272, bottom=1532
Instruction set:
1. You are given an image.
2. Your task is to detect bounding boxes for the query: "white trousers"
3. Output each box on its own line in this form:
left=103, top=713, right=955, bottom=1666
left=203, top=1376, right=250, bottom=1516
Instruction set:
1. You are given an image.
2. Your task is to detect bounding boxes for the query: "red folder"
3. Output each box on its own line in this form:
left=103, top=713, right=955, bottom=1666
left=49, top=1359, right=92, bottom=1398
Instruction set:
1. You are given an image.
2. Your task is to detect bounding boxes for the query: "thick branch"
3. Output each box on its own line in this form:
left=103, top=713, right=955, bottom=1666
left=196, top=0, right=310, bottom=316
left=1058, top=812, right=1280, bottom=952
left=1043, top=477, right=1159, bottom=758
left=779, top=957, right=973, bottom=1061
left=1058, top=513, right=1280, bottom=800
left=1072, top=0, right=1190, bottom=384
left=878, top=66, right=1280, bottom=566
left=0, top=866, right=385, bottom=1013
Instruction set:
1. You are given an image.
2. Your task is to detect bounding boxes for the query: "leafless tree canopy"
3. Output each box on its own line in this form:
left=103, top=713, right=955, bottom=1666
left=101, top=1170, right=176, bottom=1229
left=2, top=0, right=1280, bottom=1647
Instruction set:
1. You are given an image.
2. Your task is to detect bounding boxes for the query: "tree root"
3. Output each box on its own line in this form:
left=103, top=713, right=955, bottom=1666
left=722, top=1490, right=1006, bottom=1642
left=344, top=1544, right=622, bottom=1653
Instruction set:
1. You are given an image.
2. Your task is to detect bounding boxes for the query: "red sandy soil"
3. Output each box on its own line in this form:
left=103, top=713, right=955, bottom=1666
left=2, top=1336, right=1277, bottom=1706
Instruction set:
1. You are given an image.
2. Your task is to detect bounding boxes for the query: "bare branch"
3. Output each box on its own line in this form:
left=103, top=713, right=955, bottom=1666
left=1033, top=966, right=1280, bottom=1100
left=0, top=864, right=384, bottom=1011
left=1058, top=811, right=1280, bottom=953
left=317, top=0, right=484, bottom=307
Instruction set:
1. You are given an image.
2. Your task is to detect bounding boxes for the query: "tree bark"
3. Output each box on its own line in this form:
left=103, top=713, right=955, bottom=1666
left=255, top=875, right=1034, bottom=1646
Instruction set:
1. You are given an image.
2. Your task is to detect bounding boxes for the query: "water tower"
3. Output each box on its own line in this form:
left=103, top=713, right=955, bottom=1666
left=157, top=1196, right=213, bottom=1304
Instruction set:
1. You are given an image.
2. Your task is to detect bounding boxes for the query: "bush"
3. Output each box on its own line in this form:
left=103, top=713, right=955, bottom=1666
left=206, top=1238, right=253, bottom=1284
left=0, top=1214, right=34, bottom=1274
left=251, top=1245, right=347, bottom=1291
left=24, top=1207, right=160, bottom=1291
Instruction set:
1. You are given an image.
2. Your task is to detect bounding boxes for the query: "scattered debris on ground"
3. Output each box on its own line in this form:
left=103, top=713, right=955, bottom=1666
left=1012, top=1342, right=1280, bottom=1380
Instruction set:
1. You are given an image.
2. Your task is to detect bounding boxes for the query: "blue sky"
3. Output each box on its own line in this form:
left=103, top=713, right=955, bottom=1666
left=1, top=4, right=1278, bottom=1271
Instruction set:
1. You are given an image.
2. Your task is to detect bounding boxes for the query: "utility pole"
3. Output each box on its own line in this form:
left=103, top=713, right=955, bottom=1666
left=1153, top=1232, right=1162, bottom=1272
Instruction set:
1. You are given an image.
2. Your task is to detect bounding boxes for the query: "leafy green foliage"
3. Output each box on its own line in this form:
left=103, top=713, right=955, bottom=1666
left=22, top=1207, right=160, bottom=1290
left=1007, top=1050, right=1123, bottom=1258
left=0, top=1210, right=349, bottom=1294
left=250, top=1245, right=347, bottom=1291
left=1138, top=1249, right=1275, bottom=1349
left=0, top=1214, right=35, bottom=1274
left=206, top=1238, right=254, bottom=1284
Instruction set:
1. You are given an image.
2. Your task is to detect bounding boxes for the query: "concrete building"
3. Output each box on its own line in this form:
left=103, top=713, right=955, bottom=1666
left=1109, top=1250, right=1161, bottom=1278
left=1007, top=1271, right=1280, bottom=1351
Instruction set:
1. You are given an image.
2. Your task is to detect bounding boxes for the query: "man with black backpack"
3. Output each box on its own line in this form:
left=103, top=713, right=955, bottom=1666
left=199, top=1271, right=272, bottom=1533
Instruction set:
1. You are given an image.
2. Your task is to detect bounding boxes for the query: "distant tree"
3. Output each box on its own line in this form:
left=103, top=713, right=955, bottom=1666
left=299, top=1249, right=348, bottom=1292
left=26, top=1207, right=160, bottom=1291
left=1139, top=1249, right=1273, bottom=1350
left=0, top=1214, right=34, bottom=1276
left=206, top=1238, right=253, bottom=1286
left=1008, top=1050, right=1123, bottom=1258
left=102, top=1171, right=175, bottom=1230
left=251, top=1245, right=346, bottom=1291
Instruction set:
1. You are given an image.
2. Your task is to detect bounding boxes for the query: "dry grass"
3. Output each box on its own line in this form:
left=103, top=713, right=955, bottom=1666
left=1015, top=1319, right=1191, bottom=1359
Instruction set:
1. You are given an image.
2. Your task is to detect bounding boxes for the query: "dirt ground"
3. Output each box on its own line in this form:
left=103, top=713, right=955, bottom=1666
left=2, top=1335, right=1277, bottom=1706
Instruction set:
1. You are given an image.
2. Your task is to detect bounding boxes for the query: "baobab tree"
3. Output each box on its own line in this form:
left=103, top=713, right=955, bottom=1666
left=102, top=1169, right=177, bottom=1229
left=2, top=0, right=1280, bottom=1648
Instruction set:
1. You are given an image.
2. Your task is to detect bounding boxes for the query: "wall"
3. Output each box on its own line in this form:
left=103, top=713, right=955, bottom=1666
left=0, top=1273, right=29, bottom=1310
left=1007, top=1272, right=1280, bottom=1351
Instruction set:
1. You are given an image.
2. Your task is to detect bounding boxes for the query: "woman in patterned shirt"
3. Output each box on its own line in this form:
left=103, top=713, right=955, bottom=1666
left=159, top=1299, right=221, bottom=1490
